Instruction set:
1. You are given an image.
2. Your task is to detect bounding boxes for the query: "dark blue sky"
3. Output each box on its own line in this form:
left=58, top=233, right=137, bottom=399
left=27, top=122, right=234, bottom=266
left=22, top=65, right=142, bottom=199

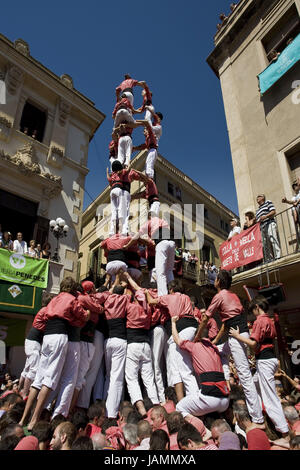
left=2, top=1, right=239, bottom=214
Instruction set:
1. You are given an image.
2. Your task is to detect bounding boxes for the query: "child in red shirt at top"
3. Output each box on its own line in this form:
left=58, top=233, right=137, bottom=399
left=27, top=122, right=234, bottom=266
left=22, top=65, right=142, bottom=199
left=229, top=295, right=289, bottom=437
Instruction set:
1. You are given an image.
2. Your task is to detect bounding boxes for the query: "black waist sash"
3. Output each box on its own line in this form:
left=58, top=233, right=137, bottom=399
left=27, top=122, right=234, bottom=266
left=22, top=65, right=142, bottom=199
left=107, top=318, right=126, bottom=340
left=111, top=182, right=123, bottom=190
left=67, top=325, right=81, bottom=342
left=122, top=182, right=131, bottom=192
left=147, top=255, right=155, bottom=270
left=224, top=314, right=249, bottom=334
left=44, top=318, right=68, bottom=336
left=148, top=194, right=159, bottom=204
left=96, top=315, right=109, bottom=339
left=256, top=346, right=275, bottom=360
left=127, top=328, right=150, bottom=344
left=123, top=87, right=133, bottom=94
left=107, top=249, right=127, bottom=263
left=165, top=316, right=198, bottom=338
left=80, top=320, right=96, bottom=343
left=126, top=250, right=140, bottom=267
left=199, top=371, right=230, bottom=398
left=27, top=327, right=43, bottom=344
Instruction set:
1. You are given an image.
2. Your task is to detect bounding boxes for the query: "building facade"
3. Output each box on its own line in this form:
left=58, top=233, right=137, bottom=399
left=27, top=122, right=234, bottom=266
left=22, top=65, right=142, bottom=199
left=207, top=0, right=300, bottom=369
left=0, top=34, right=105, bottom=376
left=79, top=150, right=237, bottom=296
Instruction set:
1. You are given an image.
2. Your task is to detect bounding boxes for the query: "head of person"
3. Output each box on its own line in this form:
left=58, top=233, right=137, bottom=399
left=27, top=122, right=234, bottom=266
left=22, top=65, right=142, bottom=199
left=111, top=160, right=123, bottom=173
left=92, top=432, right=108, bottom=450
left=101, top=418, right=119, bottom=435
left=210, top=419, right=232, bottom=446
left=3, top=231, right=10, bottom=241
left=31, top=421, right=52, bottom=450
left=124, top=74, right=131, bottom=80
left=155, top=112, right=163, bottom=123
left=230, top=218, right=239, bottom=228
left=290, top=435, right=300, bottom=450
left=71, top=409, right=89, bottom=437
left=168, top=280, right=184, bottom=294
left=177, top=423, right=204, bottom=450
left=0, top=435, right=21, bottom=450
left=119, top=404, right=134, bottom=425
left=42, top=292, right=54, bottom=308
left=248, top=295, right=269, bottom=317
left=87, top=402, right=106, bottom=428
left=0, top=422, right=24, bottom=441
left=16, top=232, right=23, bottom=241
left=126, top=410, right=143, bottom=425
left=149, top=429, right=170, bottom=450
left=233, top=404, right=252, bottom=431
left=164, top=386, right=178, bottom=404
left=81, top=280, right=96, bottom=295
left=37, top=243, right=41, bottom=251
left=215, top=270, right=232, bottom=290
left=292, top=181, right=300, bottom=193
left=42, top=242, right=51, bottom=251
left=71, top=436, right=93, bottom=450
left=112, top=285, right=125, bottom=295
left=50, top=422, right=76, bottom=451
left=50, top=414, right=66, bottom=434
left=123, top=424, right=139, bottom=449
left=256, top=194, right=266, bottom=207
left=283, top=405, right=299, bottom=427
left=60, top=277, right=78, bottom=296
left=150, top=405, right=167, bottom=430
left=30, top=240, right=36, bottom=248
left=244, top=211, right=256, bottom=228
left=0, top=392, right=22, bottom=412
left=166, top=412, right=185, bottom=436
left=137, top=420, right=152, bottom=444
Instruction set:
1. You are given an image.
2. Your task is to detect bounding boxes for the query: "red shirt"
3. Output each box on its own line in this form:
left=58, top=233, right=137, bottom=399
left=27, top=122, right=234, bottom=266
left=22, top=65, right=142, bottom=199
left=128, top=169, right=144, bottom=183
left=126, top=301, right=151, bottom=330
left=116, top=78, right=139, bottom=94
left=206, top=289, right=243, bottom=322
left=180, top=338, right=224, bottom=376
left=45, top=292, right=89, bottom=328
left=32, top=306, right=47, bottom=331
left=140, top=125, right=157, bottom=150
left=139, top=216, right=169, bottom=239
left=185, top=415, right=206, bottom=437
left=163, top=401, right=176, bottom=414
left=92, top=291, right=111, bottom=305
left=250, top=314, right=276, bottom=355
left=246, top=428, right=271, bottom=450
left=158, top=292, right=193, bottom=319
left=169, top=433, right=179, bottom=451
left=101, top=234, right=132, bottom=257
left=104, top=294, right=131, bottom=320
left=112, top=97, right=134, bottom=118
left=77, top=293, right=103, bottom=324
left=194, top=307, right=219, bottom=341
left=141, top=84, right=152, bottom=109
left=86, top=423, right=102, bottom=438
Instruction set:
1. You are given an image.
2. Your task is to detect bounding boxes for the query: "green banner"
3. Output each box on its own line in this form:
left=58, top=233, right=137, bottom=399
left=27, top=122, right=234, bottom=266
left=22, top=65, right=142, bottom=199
left=0, top=280, right=42, bottom=315
left=0, top=248, right=48, bottom=288
left=0, top=316, right=28, bottom=346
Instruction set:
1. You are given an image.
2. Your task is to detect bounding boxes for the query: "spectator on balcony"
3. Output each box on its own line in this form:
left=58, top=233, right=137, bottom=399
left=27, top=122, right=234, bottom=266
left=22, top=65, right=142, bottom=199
left=282, top=179, right=300, bottom=226
left=13, top=232, right=28, bottom=255
left=42, top=242, right=51, bottom=260
left=0, top=231, right=13, bottom=251
left=256, top=195, right=281, bottom=260
left=182, top=249, right=191, bottom=267
left=243, top=212, right=256, bottom=231
left=28, top=240, right=38, bottom=258
left=36, top=244, right=42, bottom=259
left=227, top=219, right=241, bottom=241
left=189, top=253, right=198, bottom=271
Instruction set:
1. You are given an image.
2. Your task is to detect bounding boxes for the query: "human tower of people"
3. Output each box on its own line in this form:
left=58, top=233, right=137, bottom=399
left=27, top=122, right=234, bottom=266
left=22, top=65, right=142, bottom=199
left=17, top=76, right=290, bottom=448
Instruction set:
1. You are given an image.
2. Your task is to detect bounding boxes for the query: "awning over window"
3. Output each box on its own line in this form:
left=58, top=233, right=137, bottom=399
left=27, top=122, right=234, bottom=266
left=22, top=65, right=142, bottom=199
left=258, top=33, right=300, bottom=95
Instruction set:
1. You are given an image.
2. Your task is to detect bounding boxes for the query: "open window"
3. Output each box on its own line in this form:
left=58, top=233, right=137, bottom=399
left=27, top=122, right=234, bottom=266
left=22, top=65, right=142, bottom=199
left=20, top=101, right=47, bottom=143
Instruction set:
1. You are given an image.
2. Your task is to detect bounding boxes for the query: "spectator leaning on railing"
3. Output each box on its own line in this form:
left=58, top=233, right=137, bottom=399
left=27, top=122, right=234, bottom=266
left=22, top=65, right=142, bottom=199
left=255, top=195, right=281, bottom=260
left=13, top=232, right=28, bottom=255
left=243, top=212, right=256, bottom=231
left=0, top=231, right=13, bottom=250
left=282, top=179, right=300, bottom=226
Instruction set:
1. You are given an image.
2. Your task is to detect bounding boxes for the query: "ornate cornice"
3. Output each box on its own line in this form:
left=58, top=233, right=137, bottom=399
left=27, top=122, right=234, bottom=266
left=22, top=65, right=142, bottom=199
left=6, top=65, right=24, bottom=95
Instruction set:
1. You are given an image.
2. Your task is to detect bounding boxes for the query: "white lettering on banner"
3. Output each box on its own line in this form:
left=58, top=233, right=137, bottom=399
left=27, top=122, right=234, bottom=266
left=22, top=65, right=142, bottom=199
left=223, top=256, right=232, bottom=267
left=222, top=243, right=232, bottom=256
left=243, top=247, right=254, bottom=258
left=239, top=231, right=255, bottom=246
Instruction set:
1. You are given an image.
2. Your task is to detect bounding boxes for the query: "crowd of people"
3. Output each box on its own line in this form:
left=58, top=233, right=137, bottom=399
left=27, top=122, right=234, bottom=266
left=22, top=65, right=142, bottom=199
left=0, top=227, right=51, bottom=260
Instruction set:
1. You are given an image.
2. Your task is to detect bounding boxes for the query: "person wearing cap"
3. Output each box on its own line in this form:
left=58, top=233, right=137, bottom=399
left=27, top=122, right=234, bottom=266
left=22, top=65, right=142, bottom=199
left=115, top=74, right=146, bottom=107
left=227, top=218, right=241, bottom=241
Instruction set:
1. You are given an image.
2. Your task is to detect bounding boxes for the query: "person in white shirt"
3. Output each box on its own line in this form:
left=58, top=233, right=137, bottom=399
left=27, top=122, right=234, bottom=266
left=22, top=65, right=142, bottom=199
left=13, top=232, right=28, bottom=254
left=282, top=179, right=300, bottom=225
left=28, top=240, right=38, bottom=258
left=227, top=219, right=241, bottom=241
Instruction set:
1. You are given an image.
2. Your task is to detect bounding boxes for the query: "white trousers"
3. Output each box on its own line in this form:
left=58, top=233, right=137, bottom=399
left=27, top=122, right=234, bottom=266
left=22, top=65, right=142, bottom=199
left=122, top=91, right=134, bottom=107
left=155, top=240, right=175, bottom=296
left=75, top=341, right=95, bottom=391
left=168, top=327, right=198, bottom=395
left=122, top=190, right=131, bottom=235
left=150, top=325, right=168, bottom=403
left=110, top=187, right=124, bottom=235
left=32, top=334, right=68, bottom=391
left=217, top=342, right=231, bottom=381
left=145, top=148, right=157, bottom=179
left=77, top=330, right=105, bottom=409
left=176, top=390, right=230, bottom=418
left=144, top=105, right=155, bottom=123
left=125, top=342, right=159, bottom=406
left=21, top=339, right=41, bottom=382
left=149, top=201, right=160, bottom=217
left=114, top=109, right=135, bottom=129
left=104, top=337, right=127, bottom=418
left=256, top=358, right=289, bottom=433
left=106, top=261, right=128, bottom=276
left=227, top=334, right=264, bottom=424
left=47, top=341, right=81, bottom=418
left=118, top=136, right=132, bottom=167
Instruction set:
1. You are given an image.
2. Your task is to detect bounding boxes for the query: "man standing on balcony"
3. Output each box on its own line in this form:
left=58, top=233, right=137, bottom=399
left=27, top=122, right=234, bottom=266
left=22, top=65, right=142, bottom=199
left=256, top=195, right=281, bottom=261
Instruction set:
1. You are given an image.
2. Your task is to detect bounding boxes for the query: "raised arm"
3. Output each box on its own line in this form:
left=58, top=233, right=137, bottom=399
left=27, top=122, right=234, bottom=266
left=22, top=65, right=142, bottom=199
left=193, top=311, right=208, bottom=343
left=122, top=271, right=140, bottom=292
left=145, top=289, right=159, bottom=306
left=212, top=323, right=225, bottom=345
left=229, top=326, right=257, bottom=350
left=172, top=316, right=183, bottom=347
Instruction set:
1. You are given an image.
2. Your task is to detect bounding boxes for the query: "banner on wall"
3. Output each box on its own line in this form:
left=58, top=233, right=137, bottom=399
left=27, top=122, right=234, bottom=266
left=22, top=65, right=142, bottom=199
left=0, top=280, right=42, bottom=315
left=0, top=248, right=48, bottom=289
left=219, top=224, right=263, bottom=271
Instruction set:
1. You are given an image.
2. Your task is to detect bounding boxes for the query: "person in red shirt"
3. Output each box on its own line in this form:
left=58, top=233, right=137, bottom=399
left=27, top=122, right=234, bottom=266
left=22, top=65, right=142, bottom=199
left=131, top=176, right=160, bottom=217
left=234, top=404, right=271, bottom=450
left=199, top=270, right=264, bottom=425
left=172, top=315, right=230, bottom=419
left=20, top=277, right=90, bottom=430
left=19, top=293, right=53, bottom=397
left=133, top=121, right=158, bottom=179
left=107, top=160, right=128, bottom=236
left=115, top=74, right=146, bottom=107
left=112, top=93, right=141, bottom=131
left=190, top=296, right=219, bottom=342
left=108, top=137, right=119, bottom=171
left=230, top=295, right=289, bottom=437
left=123, top=272, right=159, bottom=417
left=103, top=274, right=131, bottom=418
